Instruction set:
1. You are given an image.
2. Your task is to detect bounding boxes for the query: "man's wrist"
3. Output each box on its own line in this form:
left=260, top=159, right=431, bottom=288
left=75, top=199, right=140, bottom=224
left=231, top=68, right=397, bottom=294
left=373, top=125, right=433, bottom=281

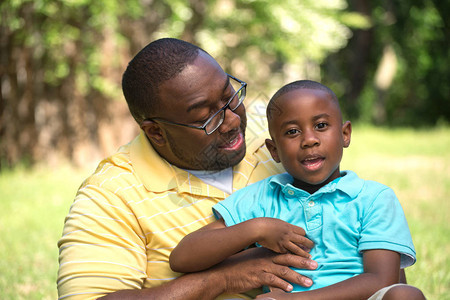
left=196, top=268, right=228, bottom=298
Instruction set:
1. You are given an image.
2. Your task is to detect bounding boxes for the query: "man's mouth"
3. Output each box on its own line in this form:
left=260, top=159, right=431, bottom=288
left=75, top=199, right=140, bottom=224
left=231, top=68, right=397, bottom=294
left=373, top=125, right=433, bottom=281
left=219, top=133, right=244, bottom=150
left=301, top=155, right=325, bottom=171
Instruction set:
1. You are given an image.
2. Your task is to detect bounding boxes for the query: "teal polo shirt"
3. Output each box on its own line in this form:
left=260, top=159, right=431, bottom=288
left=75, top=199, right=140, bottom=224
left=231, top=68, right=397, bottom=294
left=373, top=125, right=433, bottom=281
left=213, top=170, right=416, bottom=292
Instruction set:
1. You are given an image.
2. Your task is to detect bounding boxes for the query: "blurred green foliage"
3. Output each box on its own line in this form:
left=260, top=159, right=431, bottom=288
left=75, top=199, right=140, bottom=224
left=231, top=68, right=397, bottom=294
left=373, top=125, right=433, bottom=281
left=322, top=0, right=449, bottom=126
left=1, top=0, right=449, bottom=168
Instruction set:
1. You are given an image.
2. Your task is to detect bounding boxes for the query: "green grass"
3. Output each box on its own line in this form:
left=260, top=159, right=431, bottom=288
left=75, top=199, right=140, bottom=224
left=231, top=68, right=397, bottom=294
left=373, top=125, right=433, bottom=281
left=1, top=126, right=449, bottom=299
left=341, top=126, right=450, bottom=300
left=0, top=165, right=91, bottom=300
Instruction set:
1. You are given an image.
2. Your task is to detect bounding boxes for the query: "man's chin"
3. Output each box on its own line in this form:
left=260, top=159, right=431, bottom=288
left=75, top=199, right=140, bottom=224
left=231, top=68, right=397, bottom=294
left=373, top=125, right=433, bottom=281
left=206, top=144, right=247, bottom=170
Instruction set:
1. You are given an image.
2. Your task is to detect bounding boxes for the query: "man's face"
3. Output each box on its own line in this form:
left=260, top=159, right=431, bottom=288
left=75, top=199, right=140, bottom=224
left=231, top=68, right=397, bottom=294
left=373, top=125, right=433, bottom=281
left=266, top=89, right=351, bottom=193
left=147, top=51, right=247, bottom=170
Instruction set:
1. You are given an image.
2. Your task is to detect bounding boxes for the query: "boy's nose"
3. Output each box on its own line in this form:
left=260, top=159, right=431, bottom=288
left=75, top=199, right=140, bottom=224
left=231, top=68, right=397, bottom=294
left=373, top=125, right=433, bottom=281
left=301, top=130, right=320, bottom=148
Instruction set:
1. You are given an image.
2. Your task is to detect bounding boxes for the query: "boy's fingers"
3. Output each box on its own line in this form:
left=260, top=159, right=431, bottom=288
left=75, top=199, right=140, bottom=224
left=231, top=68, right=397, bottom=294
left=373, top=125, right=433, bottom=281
left=286, top=242, right=311, bottom=258
left=291, top=234, right=314, bottom=249
left=292, top=226, right=307, bottom=236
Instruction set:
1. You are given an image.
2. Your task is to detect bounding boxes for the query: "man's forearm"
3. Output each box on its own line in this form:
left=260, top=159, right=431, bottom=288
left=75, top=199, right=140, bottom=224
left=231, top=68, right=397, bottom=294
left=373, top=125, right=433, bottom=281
left=99, top=270, right=224, bottom=300
left=102, top=247, right=318, bottom=300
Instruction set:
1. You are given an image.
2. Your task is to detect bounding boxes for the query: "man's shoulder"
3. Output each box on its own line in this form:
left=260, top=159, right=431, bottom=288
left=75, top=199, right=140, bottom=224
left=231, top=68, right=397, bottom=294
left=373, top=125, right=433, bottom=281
left=82, top=142, right=136, bottom=189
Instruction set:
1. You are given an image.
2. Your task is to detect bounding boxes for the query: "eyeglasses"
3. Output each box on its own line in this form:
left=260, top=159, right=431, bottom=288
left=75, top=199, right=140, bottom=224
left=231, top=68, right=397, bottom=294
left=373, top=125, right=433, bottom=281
left=146, top=74, right=247, bottom=135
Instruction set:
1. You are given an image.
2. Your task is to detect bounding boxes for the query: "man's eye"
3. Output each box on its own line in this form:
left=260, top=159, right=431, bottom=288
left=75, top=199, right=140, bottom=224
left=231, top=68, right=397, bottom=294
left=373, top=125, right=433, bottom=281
left=316, top=122, right=328, bottom=129
left=195, top=117, right=210, bottom=125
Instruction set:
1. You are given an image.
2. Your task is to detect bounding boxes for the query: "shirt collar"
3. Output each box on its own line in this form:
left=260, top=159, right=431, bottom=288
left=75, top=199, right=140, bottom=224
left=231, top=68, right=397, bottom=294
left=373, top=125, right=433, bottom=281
left=130, top=130, right=267, bottom=196
left=269, top=170, right=363, bottom=199
left=130, top=131, right=184, bottom=192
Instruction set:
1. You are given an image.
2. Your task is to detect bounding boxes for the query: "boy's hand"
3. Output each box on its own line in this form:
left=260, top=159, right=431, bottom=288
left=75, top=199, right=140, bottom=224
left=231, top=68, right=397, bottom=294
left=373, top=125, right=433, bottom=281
left=254, top=217, right=314, bottom=258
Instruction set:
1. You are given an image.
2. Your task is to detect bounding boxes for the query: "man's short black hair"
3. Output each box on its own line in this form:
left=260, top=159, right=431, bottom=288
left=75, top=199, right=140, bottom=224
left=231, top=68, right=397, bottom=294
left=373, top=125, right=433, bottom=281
left=267, top=80, right=339, bottom=121
left=122, top=38, right=204, bottom=124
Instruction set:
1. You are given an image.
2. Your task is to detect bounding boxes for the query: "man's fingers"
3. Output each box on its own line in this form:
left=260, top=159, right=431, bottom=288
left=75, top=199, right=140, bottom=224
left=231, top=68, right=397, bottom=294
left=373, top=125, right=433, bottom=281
left=273, top=252, right=318, bottom=270
left=259, top=271, right=293, bottom=292
left=269, top=263, right=314, bottom=288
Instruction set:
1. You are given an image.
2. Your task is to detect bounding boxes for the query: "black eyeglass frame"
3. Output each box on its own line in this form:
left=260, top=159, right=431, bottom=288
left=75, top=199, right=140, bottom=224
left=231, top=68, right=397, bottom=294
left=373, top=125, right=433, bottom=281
left=145, top=74, right=247, bottom=135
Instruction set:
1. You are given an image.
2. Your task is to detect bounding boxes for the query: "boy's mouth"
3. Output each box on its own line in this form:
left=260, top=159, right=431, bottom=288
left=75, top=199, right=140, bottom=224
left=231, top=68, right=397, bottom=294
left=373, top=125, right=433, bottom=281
left=301, top=156, right=325, bottom=171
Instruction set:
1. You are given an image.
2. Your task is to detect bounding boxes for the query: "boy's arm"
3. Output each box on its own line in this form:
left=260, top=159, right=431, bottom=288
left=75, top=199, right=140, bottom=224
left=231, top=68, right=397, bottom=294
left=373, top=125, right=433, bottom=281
left=256, top=249, right=400, bottom=300
left=170, top=217, right=314, bottom=273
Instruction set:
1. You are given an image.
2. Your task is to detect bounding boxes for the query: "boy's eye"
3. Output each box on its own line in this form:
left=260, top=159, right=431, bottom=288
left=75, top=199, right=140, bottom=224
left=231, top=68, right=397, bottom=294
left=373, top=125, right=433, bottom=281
left=286, top=128, right=300, bottom=135
left=316, top=122, right=328, bottom=130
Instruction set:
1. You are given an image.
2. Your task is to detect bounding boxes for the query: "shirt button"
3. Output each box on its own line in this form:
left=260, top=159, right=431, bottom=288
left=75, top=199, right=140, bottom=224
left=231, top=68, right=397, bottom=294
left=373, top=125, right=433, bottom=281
left=308, top=201, right=315, bottom=207
left=287, top=190, right=294, bottom=195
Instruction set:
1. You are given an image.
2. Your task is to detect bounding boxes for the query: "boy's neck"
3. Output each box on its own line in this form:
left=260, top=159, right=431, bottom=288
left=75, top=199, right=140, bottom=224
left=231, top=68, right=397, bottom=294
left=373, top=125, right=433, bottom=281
left=292, top=172, right=342, bottom=194
left=292, top=180, right=324, bottom=194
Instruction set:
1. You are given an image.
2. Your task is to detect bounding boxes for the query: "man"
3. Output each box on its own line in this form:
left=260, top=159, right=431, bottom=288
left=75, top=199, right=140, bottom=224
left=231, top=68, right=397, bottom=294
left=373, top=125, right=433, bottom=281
left=57, top=38, right=318, bottom=300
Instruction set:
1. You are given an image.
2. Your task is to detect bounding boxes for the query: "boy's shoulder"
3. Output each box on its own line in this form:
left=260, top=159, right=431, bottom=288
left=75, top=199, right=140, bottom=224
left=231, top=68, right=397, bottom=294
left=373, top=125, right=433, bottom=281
left=232, top=173, right=291, bottom=197
left=248, top=172, right=291, bottom=188
left=341, top=170, right=392, bottom=191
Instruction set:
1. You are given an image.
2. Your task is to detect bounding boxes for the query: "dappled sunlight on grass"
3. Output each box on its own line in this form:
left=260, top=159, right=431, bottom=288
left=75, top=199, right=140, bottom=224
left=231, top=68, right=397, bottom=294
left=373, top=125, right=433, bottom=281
left=0, top=165, right=92, bottom=300
left=0, top=127, right=449, bottom=299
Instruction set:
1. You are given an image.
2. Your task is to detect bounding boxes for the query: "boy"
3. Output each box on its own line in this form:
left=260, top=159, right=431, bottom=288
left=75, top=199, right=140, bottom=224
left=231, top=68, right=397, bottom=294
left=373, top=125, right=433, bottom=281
left=170, top=80, right=421, bottom=299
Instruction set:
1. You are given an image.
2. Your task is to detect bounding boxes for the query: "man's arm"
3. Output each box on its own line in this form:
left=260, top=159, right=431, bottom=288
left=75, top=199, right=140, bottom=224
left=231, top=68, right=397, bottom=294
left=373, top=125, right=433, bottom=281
left=256, top=249, right=400, bottom=300
left=170, top=217, right=314, bottom=273
left=101, top=247, right=318, bottom=300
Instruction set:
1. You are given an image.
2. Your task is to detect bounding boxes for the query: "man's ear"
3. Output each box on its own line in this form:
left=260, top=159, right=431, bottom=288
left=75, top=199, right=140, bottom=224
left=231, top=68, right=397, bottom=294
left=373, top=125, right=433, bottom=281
left=342, top=120, right=352, bottom=148
left=265, top=138, right=281, bottom=163
left=141, top=120, right=166, bottom=146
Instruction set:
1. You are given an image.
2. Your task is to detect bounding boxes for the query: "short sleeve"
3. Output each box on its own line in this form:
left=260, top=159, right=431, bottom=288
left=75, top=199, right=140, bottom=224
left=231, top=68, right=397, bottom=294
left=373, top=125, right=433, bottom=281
left=358, top=186, right=416, bottom=268
left=213, top=179, right=270, bottom=227
left=57, top=182, right=147, bottom=299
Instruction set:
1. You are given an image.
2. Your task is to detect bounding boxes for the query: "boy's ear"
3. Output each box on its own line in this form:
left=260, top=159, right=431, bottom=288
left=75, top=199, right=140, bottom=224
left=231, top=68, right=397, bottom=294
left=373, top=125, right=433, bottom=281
left=342, top=120, right=352, bottom=148
left=141, top=120, right=166, bottom=146
left=265, top=138, right=281, bottom=163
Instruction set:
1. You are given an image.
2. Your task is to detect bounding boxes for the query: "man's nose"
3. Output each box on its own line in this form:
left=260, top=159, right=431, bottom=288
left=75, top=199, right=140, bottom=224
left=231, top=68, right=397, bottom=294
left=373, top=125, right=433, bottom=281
left=217, top=108, right=241, bottom=134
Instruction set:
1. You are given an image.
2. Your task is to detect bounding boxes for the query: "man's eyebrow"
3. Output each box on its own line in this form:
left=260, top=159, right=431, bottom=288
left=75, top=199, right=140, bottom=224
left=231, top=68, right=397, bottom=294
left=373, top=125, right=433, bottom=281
left=186, top=76, right=230, bottom=113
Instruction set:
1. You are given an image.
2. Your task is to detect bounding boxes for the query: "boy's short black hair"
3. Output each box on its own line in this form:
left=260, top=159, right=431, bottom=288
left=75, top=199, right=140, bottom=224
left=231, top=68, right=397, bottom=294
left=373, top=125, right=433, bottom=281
left=267, top=80, right=338, bottom=121
left=122, top=38, right=204, bottom=124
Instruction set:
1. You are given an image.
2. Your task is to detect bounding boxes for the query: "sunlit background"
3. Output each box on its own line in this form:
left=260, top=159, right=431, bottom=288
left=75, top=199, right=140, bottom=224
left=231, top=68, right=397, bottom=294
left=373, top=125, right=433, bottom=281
left=1, top=0, right=449, bottom=299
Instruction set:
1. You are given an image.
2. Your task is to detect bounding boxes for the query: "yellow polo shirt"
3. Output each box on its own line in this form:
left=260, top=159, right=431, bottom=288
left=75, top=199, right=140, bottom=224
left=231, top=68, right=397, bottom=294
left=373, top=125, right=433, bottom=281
left=57, top=114, right=284, bottom=299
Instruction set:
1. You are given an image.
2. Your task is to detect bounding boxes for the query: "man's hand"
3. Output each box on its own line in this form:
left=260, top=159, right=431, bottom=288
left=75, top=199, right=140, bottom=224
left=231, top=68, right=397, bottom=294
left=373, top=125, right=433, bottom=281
left=254, top=218, right=314, bottom=258
left=212, top=247, right=317, bottom=294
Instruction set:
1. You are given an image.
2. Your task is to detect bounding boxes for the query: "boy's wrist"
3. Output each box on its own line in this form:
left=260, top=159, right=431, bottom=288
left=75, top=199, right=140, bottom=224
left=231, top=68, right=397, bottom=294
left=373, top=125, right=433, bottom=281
left=246, top=217, right=266, bottom=244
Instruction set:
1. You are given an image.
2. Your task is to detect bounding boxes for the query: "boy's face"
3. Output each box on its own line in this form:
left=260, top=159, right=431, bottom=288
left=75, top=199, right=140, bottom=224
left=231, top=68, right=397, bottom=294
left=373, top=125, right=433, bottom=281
left=265, top=88, right=351, bottom=193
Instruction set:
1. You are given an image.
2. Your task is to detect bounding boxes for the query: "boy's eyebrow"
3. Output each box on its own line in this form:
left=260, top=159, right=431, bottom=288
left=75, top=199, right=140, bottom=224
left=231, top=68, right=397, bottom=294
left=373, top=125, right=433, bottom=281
left=186, top=77, right=230, bottom=113
left=312, top=113, right=331, bottom=121
left=280, top=119, right=299, bottom=127
left=280, top=113, right=331, bottom=127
